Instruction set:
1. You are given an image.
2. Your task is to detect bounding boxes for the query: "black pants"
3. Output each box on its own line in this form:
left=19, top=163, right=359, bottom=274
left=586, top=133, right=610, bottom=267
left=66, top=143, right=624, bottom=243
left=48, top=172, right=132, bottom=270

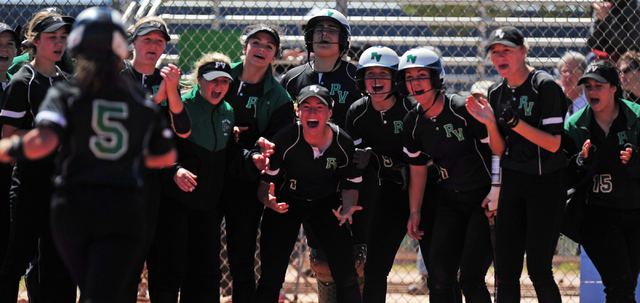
left=255, top=192, right=362, bottom=303
left=428, top=186, right=492, bottom=303
left=581, top=204, right=640, bottom=303
left=495, top=168, right=566, bottom=303
left=126, top=170, right=163, bottom=303
left=362, top=177, right=440, bottom=302
left=217, top=176, right=264, bottom=303
left=153, top=195, right=221, bottom=303
left=0, top=160, right=75, bottom=303
left=0, top=163, right=13, bottom=270
left=51, top=186, right=146, bottom=303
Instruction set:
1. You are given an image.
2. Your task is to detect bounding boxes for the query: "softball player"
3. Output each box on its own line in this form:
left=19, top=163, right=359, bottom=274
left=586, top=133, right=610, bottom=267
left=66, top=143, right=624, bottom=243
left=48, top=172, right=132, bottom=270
left=152, top=52, right=272, bottom=303
left=400, top=47, right=493, bottom=303
left=346, top=46, right=431, bottom=302
left=0, top=10, right=76, bottom=302
left=217, top=23, right=294, bottom=303
left=255, top=84, right=363, bottom=303
left=279, top=10, right=368, bottom=298
left=466, top=26, right=568, bottom=303
left=0, top=22, right=18, bottom=272
left=0, top=7, right=177, bottom=302
left=120, top=16, right=190, bottom=302
left=565, top=60, right=640, bottom=303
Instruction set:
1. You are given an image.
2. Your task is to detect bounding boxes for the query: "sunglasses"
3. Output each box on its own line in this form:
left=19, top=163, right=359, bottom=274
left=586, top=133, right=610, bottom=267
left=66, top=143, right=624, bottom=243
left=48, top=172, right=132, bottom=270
left=622, top=62, right=640, bottom=74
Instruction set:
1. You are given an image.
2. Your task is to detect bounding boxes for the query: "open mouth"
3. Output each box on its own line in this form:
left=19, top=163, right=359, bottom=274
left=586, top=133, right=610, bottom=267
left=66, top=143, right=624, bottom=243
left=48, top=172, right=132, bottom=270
left=497, top=63, right=509, bottom=70
left=307, top=119, right=320, bottom=128
left=413, top=89, right=425, bottom=96
left=0, top=56, right=8, bottom=63
left=371, top=85, right=385, bottom=93
left=589, top=98, right=600, bottom=106
left=53, top=50, right=62, bottom=56
left=254, top=53, right=265, bottom=60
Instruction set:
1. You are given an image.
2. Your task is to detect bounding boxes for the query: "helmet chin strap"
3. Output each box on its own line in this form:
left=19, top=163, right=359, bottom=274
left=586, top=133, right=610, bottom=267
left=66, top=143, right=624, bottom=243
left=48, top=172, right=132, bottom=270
left=417, top=88, right=442, bottom=115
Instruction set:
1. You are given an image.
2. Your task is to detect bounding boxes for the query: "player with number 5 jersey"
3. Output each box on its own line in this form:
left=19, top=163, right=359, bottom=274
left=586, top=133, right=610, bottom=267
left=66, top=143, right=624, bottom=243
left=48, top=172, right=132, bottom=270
left=0, top=8, right=177, bottom=302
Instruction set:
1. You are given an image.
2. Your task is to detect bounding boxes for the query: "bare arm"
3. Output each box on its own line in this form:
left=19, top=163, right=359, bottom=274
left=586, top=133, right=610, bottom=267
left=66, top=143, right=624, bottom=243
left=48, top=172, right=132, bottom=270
left=2, top=125, right=28, bottom=139
left=145, top=148, right=177, bottom=168
left=407, top=164, right=427, bottom=240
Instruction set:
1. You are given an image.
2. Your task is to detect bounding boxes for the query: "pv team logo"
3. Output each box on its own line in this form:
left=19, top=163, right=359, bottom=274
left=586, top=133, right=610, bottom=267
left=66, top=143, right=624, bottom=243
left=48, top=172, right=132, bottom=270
left=495, top=29, right=504, bottom=38
left=309, top=85, right=320, bottom=93
left=52, top=16, right=62, bottom=22
left=215, top=62, right=227, bottom=70
left=371, top=52, right=382, bottom=62
left=222, top=119, right=231, bottom=135
left=586, top=65, right=598, bottom=74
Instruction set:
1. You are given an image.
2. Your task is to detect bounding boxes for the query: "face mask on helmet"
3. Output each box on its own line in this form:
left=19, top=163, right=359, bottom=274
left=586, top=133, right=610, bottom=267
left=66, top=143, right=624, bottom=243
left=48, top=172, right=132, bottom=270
left=396, top=47, right=445, bottom=97
left=356, top=46, right=399, bottom=94
left=67, top=7, right=128, bottom=60
left=304, top=9, right=350, bottom=55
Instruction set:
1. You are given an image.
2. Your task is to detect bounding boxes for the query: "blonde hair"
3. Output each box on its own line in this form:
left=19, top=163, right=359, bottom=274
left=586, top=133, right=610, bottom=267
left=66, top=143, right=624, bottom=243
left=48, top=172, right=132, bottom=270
left=185, top=52, right=232, bottom=90
left=25, top=11, right=63, bottom=56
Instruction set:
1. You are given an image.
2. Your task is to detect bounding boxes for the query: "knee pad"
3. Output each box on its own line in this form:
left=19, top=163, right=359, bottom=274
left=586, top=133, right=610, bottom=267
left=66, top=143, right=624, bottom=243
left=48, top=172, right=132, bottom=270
left=309, top=248, right=336, bottom=303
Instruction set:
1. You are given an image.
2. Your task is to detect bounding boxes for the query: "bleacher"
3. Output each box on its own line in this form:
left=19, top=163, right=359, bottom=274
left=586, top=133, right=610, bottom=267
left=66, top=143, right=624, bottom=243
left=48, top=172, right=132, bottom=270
left=119, top=0, right=593, bottom=91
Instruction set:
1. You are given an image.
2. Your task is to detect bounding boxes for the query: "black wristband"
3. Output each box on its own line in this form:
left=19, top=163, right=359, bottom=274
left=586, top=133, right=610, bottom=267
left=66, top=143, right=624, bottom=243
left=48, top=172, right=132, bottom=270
left=7, top=137, right=26, bottom=161
left=506, top=114, right=519, bottom=128
left=170, top=109, right=191, bottom=137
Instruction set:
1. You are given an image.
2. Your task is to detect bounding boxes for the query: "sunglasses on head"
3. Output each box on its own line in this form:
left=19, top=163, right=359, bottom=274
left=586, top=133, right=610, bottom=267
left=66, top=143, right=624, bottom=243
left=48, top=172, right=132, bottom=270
left=622, top=61, right=640, bottom=74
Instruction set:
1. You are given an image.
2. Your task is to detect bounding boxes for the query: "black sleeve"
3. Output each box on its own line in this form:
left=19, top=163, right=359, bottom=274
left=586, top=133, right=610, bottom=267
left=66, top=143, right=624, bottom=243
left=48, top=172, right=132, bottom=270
left=263, top=99, right=295, bottom=140
left=537, top=75, right=567, bottom=135
left=345, top=101, right=364, bottom=147
left=147, top=111, right=175, bottom=157
left=0, top=73, right=30, bottom=128
left=168, top=107, right=191, bottom=136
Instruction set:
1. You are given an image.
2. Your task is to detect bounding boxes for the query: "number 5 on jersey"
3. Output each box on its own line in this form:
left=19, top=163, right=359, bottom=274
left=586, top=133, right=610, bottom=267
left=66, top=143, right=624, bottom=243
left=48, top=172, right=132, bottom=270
left=90, top=100, right=129, bottom=160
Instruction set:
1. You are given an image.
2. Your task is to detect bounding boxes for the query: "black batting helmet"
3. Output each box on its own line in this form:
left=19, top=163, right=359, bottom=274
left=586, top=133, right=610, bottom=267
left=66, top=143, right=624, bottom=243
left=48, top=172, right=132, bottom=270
left=67, top=7, right=128, bottom=60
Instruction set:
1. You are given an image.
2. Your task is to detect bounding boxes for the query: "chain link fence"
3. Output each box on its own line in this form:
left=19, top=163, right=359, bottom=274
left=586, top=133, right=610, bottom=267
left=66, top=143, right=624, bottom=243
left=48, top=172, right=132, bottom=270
left=4, top=0, right=640, bottom=302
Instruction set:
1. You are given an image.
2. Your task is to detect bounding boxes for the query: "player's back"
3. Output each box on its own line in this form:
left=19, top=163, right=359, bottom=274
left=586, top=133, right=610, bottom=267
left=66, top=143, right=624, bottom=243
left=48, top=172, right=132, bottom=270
left=45, top=81, right=166, bottom=188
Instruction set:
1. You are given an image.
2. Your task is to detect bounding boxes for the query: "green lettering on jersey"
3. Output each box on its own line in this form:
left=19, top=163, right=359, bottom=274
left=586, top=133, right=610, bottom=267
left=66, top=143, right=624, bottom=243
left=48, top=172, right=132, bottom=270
left=330, top=84, right=348, bottom=103
left=246, top=97, right=258, bottom=117
left=90, top=100, right=129, bottom=160
left=330, top=83, right=341, bottom=95
left=381, top=155, right=393, bottom=167
left=518, top=96, right=533, bottom=116
left=444, top=123, right=465, bottom=141
left=393, top=121, right=403, bottom=134
left=371, top=52, right=382, bottom=62
left=406, top=55, right=417, bottom=64
left=337, top=90, right=348, bottom=104
left=618, top=132, right=629, bottom=145
left=326, top=158, right=337, bottom=169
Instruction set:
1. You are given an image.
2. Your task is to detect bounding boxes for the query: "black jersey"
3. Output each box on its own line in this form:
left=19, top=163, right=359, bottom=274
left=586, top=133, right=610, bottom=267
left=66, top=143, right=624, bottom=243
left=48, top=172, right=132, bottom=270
left=588, top=113, right=640, bottom=209
left=36, top=80, right=174, bottom=188
left=0, top=64, right=70, bottom=130
left=263, top=122, right=362, bottom=201
left=403, top=94, right=492, bottom=192
left=227, top=78, right=264, bottom=146
left=280, top=60, right=362, bottom=128
left=488, top=70, right=567, bottom=175
left=121, top=60, right=163, bottom=99
left=345, top=94, right=415, bottom=183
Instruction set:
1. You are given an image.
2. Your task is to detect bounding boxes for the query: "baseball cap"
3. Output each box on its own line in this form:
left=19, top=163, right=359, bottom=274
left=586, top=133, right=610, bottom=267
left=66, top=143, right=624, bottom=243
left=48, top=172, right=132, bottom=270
left=0, top=23, right=19, bottom=43
left=198, top=61, right=233, bottom=81
left=578, top=61, right=620, bottom=86
left=486, top=26, right=525, bottom=52
left=32, top=15, right=74, bottom=33
left=132, top=20, right=171, bottom=42
left=246, top=26, right=280, bottom=53
left=297, top=85, right=334, bottom=109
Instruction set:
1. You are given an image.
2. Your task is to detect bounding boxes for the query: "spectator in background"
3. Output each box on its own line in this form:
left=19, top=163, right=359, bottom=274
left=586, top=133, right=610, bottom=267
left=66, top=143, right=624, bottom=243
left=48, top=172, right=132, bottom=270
left=587, top=0, right=640, bottom=63
left=618, top=51, right=640, bottom=104
left=557, top=51, right=588, bottom=117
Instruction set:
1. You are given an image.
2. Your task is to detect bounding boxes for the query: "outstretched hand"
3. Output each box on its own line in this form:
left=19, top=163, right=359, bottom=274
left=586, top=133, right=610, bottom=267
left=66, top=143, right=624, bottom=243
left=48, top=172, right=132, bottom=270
left=253, top=137, right=275, bottom=174
left=332, top=205, right=363, bottom=226
left=465, top=95, right=495, bottom=126
left=260, top=182, right=289, bottom=213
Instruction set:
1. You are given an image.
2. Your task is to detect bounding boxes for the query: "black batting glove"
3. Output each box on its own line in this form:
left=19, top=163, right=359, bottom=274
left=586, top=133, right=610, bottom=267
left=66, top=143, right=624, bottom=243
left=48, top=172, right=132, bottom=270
left=353, top=147, right=372, bottom=170
left=499, top=106, right=520, bottom=128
